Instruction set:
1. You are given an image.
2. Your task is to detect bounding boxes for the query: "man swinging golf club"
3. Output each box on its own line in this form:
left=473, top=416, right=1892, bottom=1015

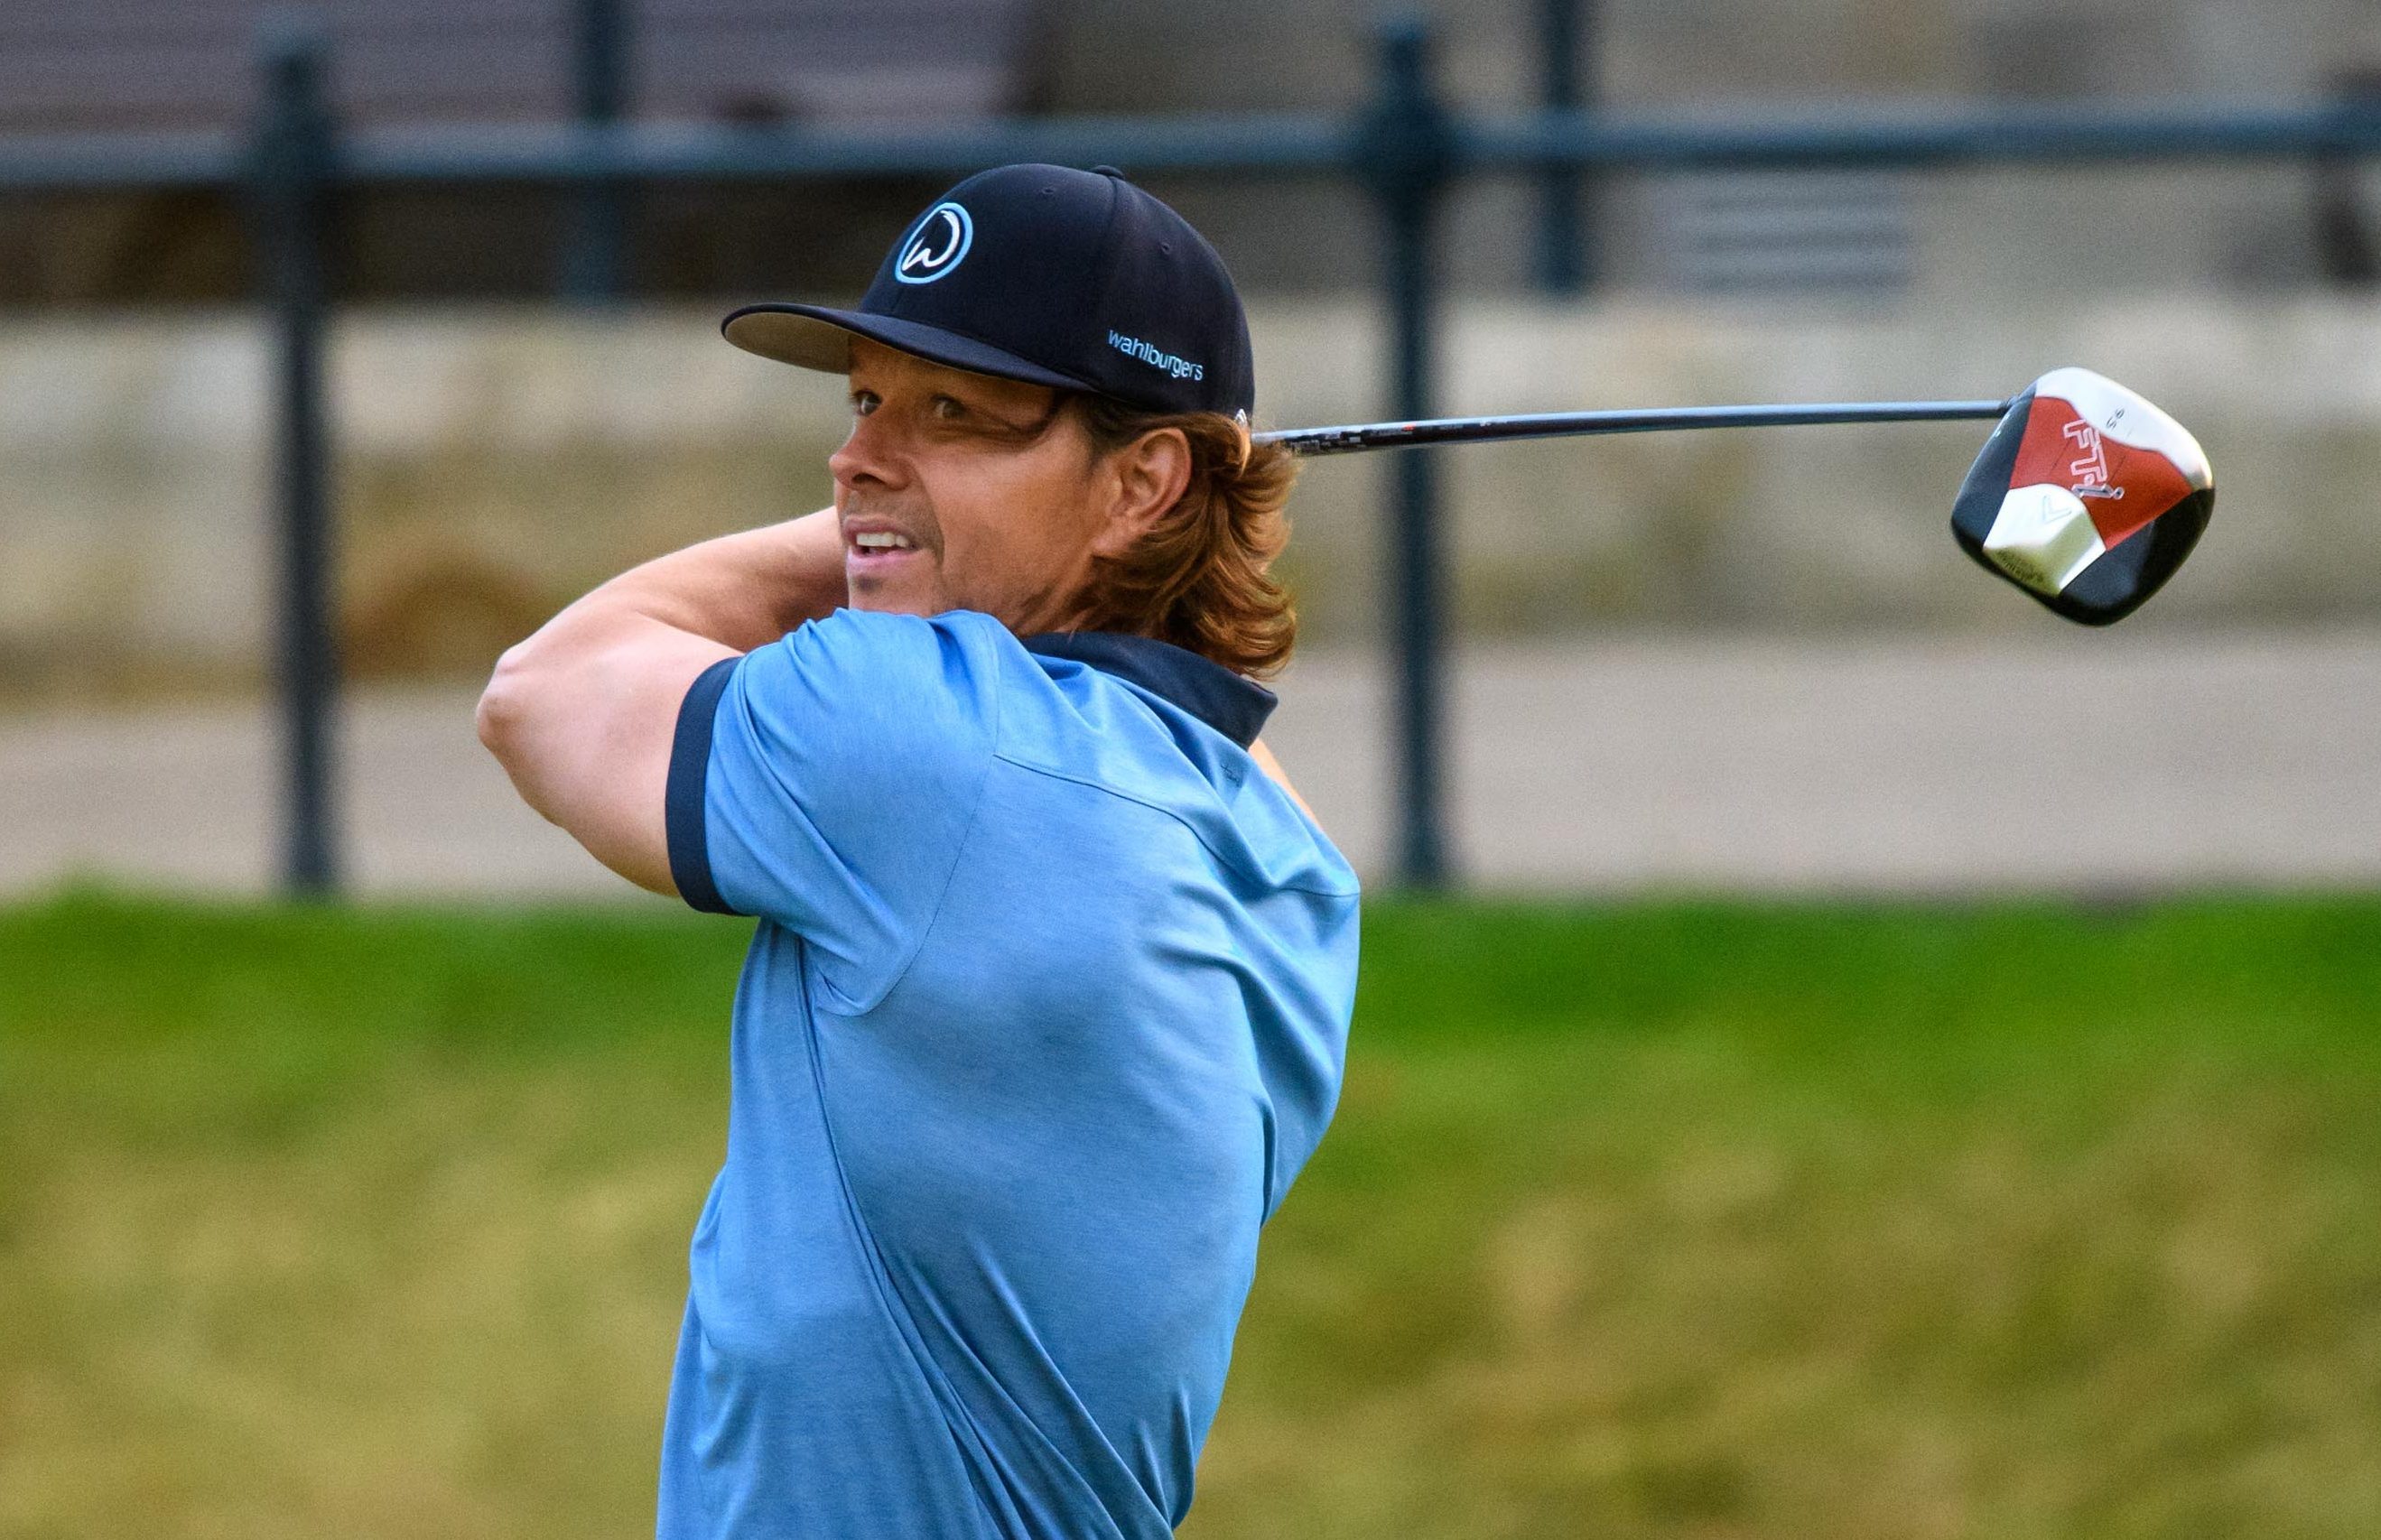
left=477, top=163, right=1361, bottom=1539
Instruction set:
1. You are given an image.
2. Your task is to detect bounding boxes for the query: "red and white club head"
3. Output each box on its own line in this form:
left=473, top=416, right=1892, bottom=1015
left=1950, top=367, right=2214, bottom=626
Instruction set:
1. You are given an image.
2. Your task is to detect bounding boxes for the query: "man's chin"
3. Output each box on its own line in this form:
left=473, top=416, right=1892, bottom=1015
left=842, top=575, right=949, bottom=618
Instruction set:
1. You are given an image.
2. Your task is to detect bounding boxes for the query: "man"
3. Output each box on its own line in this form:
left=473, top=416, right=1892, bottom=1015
left=476, top=162, right=1361, bottom=1540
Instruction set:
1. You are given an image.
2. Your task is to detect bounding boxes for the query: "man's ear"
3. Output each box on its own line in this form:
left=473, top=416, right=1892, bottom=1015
left=1092, top=427, right=1192, bottom=558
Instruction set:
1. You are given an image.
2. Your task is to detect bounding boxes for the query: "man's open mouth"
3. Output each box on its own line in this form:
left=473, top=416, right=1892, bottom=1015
left=848, top=530, right=920, bottom=561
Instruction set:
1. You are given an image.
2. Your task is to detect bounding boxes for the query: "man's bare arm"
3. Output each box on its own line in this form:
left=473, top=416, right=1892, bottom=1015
left=476, top=507, right=845, bottom=895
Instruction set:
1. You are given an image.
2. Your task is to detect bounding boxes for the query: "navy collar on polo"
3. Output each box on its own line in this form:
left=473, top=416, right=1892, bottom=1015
left=1021, top=631, right=1277, bottom=748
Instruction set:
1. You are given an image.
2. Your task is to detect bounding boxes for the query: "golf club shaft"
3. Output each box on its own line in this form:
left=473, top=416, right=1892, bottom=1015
left=1257, top=398, right=2014, bottom=457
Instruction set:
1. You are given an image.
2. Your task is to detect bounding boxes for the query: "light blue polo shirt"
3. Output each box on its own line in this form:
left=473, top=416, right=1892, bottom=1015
left=656, top=608, right=1361, bottom=1540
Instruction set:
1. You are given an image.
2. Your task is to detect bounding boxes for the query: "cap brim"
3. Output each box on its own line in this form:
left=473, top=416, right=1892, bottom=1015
left=721, top=304, right=1094, bottom=394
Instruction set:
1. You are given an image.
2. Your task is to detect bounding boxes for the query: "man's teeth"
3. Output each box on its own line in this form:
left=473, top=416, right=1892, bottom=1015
left=853, top=532, right=914, bottom=551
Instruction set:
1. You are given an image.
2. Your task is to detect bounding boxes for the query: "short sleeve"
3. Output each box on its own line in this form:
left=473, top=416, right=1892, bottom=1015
left=666, top=608, right=1003, bottom=1008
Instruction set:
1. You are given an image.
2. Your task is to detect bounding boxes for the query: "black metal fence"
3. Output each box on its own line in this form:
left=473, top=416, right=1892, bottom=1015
left=4, top=14, right=2378, bottom=895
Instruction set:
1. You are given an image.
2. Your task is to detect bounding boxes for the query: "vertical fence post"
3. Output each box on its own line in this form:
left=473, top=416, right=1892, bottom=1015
left=251, top=23, right=341, bottom=897
left=562, top=0, right=631, bottom=301
left=1534, top=0, right=1595, bottom=292
left=2313, top=68, right=2381, bottom=286
left=1359, top=17, right=1456, bottom=888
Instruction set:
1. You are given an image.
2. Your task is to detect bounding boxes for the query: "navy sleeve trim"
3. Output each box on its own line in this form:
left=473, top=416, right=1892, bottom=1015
left=665, top=655, right=744, bottom=915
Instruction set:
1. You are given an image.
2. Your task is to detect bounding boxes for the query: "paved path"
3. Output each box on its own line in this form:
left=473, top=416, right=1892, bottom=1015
left=5, top=632, right=2377, bottom=900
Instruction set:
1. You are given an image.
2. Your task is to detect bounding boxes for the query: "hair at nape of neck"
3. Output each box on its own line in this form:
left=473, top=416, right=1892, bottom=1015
left=1067, top=396, right=1298, bottom=679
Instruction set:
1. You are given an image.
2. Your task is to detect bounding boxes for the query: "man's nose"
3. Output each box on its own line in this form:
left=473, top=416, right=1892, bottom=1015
left=829, top=408, right=909, bottom=492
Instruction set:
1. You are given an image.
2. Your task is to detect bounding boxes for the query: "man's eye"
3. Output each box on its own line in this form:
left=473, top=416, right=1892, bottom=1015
left=930, top=396, right=968, bottom=421
left=851, top=392, right=879, bottom=415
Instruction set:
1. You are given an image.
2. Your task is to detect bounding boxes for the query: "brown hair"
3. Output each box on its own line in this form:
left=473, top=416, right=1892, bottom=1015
left=1062, top=396, right=1300, bottom=679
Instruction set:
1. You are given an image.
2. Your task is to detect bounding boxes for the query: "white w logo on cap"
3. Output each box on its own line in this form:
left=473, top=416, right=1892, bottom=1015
left=896, top=203, right=974, bottom=284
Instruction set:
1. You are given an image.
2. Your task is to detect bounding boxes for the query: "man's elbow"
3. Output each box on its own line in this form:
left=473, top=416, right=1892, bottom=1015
left=475, top=642, right=543, bottom=770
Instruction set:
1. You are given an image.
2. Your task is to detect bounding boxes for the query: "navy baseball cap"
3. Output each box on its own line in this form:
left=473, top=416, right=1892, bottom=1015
left=721, top=163, right=1255, bottom=418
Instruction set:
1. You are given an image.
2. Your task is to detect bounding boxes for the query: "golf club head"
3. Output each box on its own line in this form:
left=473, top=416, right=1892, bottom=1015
left=1950, top=367, right=2214, bottom=626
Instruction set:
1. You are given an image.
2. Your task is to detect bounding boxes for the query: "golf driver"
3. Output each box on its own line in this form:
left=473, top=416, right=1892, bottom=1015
left=1256, top=366, right=2214, bottom=626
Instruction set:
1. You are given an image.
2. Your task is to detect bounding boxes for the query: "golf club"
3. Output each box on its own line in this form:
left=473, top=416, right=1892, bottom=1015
left=1257, top=366, right=2215, bottom=626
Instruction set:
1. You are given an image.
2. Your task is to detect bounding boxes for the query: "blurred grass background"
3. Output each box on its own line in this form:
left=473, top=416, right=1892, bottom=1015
left=5, top=892, right=2379, bottom=1539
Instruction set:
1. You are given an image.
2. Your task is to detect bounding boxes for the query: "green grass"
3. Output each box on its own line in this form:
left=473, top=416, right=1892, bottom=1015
left=5, top=891, right=2380, bottom=1539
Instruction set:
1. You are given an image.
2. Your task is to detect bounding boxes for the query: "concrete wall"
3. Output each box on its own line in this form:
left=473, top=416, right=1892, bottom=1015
left=5, top=294, right=2377, bottom=700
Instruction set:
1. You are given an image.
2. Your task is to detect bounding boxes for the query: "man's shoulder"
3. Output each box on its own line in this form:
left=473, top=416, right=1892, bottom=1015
left=769, top=606, right=1013, bottom=667
left=992, top=681, right=1361, bottom=902
left=715, top=608, right=1011, bottom=792
left=743, top=608, right=1011, bottom=713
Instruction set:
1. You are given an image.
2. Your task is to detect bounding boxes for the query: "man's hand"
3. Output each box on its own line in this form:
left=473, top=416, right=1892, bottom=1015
left=476, top=508, right=845, bottom=895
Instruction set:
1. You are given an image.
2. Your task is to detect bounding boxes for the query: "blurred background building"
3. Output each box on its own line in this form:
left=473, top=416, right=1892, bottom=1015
left=11, top=18, right=2381, bottom=1540
left=11, top=17, right=2381, bottom=1540
left=3, top=0, right=2377, bottom=894
left=5, top=0, right=2380, bottom=302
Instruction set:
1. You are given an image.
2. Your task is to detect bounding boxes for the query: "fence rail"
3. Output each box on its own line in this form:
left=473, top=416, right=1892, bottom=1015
left=14, top=94, right=2381, bottom=190
left=4, top=13, right=2376, bottom=894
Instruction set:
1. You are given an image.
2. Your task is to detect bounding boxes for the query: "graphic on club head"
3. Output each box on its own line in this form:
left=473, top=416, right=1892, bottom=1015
left=1950, top=367, right=2214, bottom=626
